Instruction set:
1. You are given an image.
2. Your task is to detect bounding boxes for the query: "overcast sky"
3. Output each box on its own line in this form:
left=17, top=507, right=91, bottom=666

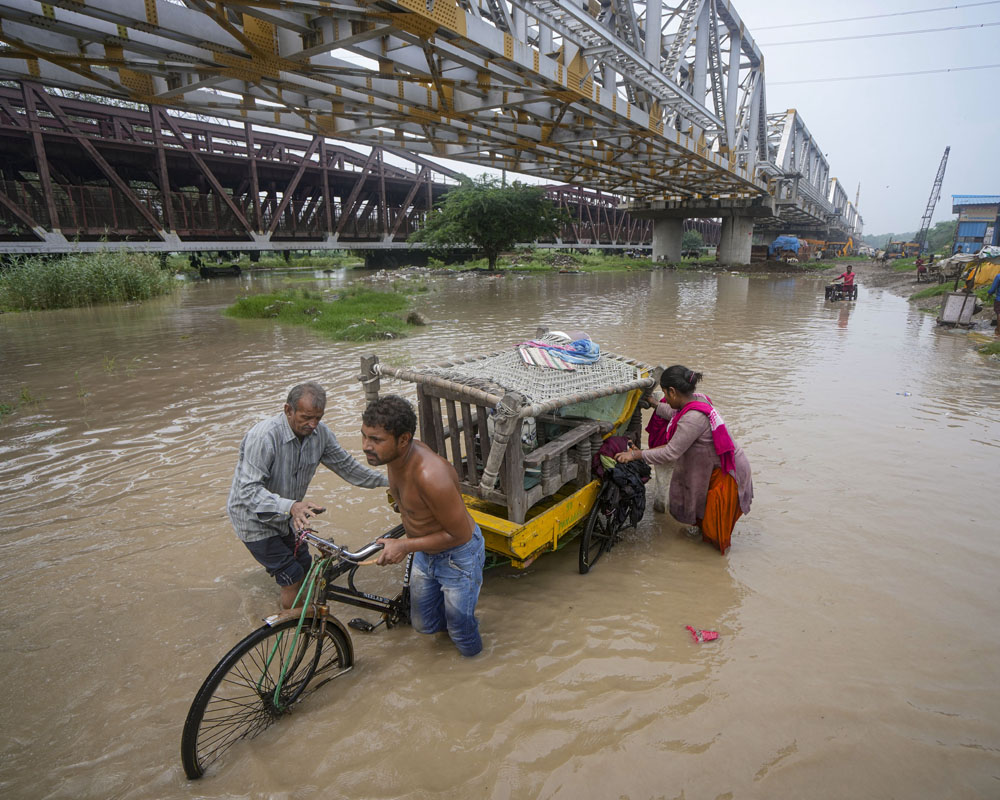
left=713, top=0, right=1000, bottom=234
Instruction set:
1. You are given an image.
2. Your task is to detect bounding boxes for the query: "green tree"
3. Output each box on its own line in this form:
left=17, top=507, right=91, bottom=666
left=925, top=220, right=957, bottom=255
left=681, top=229, right=704, bottom=252
left=410, top=176, right=568, bottom=270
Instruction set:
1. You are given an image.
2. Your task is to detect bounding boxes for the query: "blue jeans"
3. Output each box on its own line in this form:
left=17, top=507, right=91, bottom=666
left=409, top=525, right=485, bottom=657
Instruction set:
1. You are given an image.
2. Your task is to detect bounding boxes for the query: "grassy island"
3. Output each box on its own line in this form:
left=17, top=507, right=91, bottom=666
left=224, top=287, right=415, bottom=340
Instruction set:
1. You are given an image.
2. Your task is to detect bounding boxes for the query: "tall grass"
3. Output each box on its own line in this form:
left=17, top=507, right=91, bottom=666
left=910, top=284, right=952, bottom=301
left=0, top=251, right=176, bottom=311
left=225, top=287, right=413, bottom=340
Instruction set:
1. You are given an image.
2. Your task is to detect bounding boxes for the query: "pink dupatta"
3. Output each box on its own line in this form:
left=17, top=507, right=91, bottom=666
left=645, top=397, right=736, bottom=474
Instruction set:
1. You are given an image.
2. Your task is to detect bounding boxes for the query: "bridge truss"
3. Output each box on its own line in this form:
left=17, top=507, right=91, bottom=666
left=0, top=0, right=859, bottom=248
left=0, top=84, right=675, bottom=251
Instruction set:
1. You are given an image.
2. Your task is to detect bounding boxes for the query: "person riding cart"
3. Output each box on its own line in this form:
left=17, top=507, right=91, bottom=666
left=828, top=266, right=858, bottom=300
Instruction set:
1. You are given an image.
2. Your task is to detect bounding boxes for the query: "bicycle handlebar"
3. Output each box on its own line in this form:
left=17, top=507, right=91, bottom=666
left=297, top=523, right=406, bottom=563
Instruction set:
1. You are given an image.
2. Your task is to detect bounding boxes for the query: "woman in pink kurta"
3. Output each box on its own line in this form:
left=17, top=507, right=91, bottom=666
left=616, top=366, right=752, bottom=553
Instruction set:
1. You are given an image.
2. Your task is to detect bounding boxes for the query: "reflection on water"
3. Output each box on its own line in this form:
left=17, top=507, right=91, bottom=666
left=1, top=268, right=999, bottom=799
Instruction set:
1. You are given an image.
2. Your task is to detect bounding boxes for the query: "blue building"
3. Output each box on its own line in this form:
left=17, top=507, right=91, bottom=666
left=952, top=195, right=1000, bottom=253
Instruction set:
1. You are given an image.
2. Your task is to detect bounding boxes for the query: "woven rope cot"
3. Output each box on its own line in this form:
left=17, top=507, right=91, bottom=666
left=423, top=350, right=642, bottom=404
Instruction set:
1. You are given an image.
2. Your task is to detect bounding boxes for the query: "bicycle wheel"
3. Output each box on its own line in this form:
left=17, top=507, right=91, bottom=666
left=181, top=617, right=352, bottom=779
left=579, top=484, right=621, bottom=574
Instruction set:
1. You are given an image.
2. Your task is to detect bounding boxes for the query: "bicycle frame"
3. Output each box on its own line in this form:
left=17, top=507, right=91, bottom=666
left=264, top=523, right=412, bottom=630
left=259, top=523, right=412, bottom=707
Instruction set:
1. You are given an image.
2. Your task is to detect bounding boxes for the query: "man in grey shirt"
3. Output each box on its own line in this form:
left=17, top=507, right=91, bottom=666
left=228, top=381, right=388, bottom=609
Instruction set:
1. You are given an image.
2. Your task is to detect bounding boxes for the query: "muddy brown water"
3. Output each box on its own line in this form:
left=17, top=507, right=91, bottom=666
left=1, top=268, right=998, bottom=799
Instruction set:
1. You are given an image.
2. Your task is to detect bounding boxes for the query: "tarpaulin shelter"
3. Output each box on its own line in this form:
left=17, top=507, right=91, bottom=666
left=961, top=246, right=1000, bottom=288
left=768, top=235, right=800, bottom=256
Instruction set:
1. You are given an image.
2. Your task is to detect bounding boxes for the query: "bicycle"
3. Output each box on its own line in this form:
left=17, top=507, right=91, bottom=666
left=578, top=477, right=648, bottom=574
left=180, top=524, right=412, bottom=779
left=578, top=447, right=650, bottom=574
left=182, top=478, right=648, bottom=776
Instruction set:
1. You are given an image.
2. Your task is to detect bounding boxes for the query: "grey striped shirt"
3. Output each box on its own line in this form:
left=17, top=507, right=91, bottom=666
left=227, top=412, right=388, bottom=542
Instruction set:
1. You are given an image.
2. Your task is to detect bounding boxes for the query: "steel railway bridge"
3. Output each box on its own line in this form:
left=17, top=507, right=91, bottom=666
left=0, top=85, right=721, bottom=253
left=0, top=0, right=860, bottom=263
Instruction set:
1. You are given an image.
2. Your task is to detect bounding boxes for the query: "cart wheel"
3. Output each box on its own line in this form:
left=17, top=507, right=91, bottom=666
left=579, top=483, right=621, bottom=574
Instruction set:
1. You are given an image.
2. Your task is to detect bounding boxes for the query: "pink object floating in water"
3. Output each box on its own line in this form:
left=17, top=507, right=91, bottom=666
left=686, top=625, right=719, bottom=643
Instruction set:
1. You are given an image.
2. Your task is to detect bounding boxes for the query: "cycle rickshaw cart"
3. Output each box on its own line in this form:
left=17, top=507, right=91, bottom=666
left=181, top=335, right=660, bottom=779
left=824, top=282, right=858, bottom=301
left=359, top=337, right=661, bottom=573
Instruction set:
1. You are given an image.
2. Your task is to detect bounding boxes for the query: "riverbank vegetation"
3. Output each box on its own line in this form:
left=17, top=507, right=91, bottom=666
left=910, top=283, right=952, bottom=302
left=411, top=177, right=568, bottom=270
left=224, top=287, right=415, bottom=340
left=439, top=248, right=654, bottom=272
left=166, top=250, right=364, bottom=275
left=891, top=256, right=919, bottom=272
left=0, top=251, right=175, bottom=311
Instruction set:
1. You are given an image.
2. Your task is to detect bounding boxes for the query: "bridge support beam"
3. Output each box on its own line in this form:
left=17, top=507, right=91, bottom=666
left=627, top=197, right=775, bottom=267
left=652, top=218, right=684, bottom=263
left=718, top=216, right=754, bottom=266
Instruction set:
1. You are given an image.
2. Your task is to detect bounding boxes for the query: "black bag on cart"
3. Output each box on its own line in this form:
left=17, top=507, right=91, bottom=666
left=592, top=435, right=652, bottom=528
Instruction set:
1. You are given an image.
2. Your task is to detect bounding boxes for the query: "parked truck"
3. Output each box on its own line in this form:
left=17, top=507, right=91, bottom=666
left=885, top=240, right=921, bottom=259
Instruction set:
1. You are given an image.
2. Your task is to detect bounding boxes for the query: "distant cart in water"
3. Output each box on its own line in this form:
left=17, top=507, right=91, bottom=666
left=824, top=283, right=858, bottom=302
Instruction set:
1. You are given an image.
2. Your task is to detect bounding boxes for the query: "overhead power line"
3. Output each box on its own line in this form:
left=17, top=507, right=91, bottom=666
left=762, top=19, right=1000, bottom=46
left=755, top=1, right=1000, bottom=30
left=769, top=62, right=1000, bottom=85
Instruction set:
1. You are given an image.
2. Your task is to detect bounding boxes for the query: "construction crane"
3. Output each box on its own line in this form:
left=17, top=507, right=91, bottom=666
left=914, top=146, right=950, bottom=255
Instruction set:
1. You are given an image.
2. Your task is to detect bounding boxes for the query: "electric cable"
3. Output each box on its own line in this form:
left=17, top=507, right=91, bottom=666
left=770, top=62, right=1000, bottom=85
left=762, top=20, right=1000, bottom=46
left=755, top=1, right=1000, bottom=30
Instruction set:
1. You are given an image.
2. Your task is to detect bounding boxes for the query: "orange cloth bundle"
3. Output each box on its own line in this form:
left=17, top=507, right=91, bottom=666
left=697, top=467, right=743, bottom=554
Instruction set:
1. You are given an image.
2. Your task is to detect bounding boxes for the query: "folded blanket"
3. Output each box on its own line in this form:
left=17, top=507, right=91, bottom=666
left=518, top=338, right=600, bottom=365
left=518, top=346, right=576, bottom=371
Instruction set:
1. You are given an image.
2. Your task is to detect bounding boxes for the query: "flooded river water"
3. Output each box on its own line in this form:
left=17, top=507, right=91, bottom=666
left=1, top=267, right=998, bottom=799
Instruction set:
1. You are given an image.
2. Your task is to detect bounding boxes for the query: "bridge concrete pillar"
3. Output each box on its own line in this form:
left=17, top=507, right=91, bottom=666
left=718, top=216, right=754, bottom=266
left=651, top=217, right=684, bottom=263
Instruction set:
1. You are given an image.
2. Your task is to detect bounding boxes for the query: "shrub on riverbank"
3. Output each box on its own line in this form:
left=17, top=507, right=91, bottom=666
left=225, top=287, right=413, bottom=340
left=0, top=251, right=175, bottom=311
left=165, top=251, right=365, bottom=274
left=440, top=248, right=655, bottom=272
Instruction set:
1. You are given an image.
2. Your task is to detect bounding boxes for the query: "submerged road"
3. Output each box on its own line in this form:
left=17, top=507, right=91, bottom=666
left=1, top=266, right=998, bottom=798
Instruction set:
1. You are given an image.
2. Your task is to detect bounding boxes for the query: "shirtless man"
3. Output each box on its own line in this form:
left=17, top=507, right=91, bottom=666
left=361, top=395, right=485, bottom=657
